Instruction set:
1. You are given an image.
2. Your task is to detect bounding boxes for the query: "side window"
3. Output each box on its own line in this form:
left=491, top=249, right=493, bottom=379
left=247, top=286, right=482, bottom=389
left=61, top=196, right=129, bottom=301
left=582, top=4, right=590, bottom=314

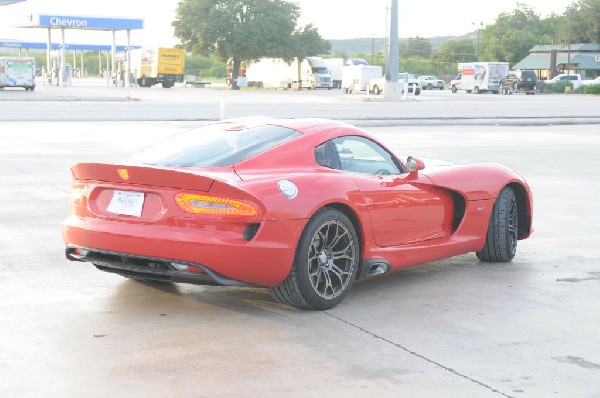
left=314, top=140, right=342, bottom=169
left=332, top=136, right=404, bottom=175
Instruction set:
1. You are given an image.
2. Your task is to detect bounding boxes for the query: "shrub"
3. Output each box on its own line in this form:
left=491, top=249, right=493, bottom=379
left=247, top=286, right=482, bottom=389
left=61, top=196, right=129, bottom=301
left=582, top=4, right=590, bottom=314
left=540, top=81, right=573, bottom=93
left=580, top=84, right=600, bottom=95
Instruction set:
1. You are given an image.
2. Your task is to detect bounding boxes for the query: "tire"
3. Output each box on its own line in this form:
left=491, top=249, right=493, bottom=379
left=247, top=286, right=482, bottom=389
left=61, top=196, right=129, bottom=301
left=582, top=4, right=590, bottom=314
left=451, top=86, right=457, bottom=93
left=476, top=186, right=518, bottom=262
left=473, top=86, right=480, bottom=94
left=141, top=77, right=147, bottom=87
left=427, top=83, right=433, bottom=90
left=513, top=82, right=518, bottom=92
left=268, top=208, right=360, bottom=310
left=372, top=85, right=380, bottom=95
left=162, top=82, right=173, bottom=88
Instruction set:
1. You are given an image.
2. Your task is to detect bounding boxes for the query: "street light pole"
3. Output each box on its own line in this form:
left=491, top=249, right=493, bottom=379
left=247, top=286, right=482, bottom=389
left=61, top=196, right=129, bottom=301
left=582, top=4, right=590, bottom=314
left=567, top=7, right=572, bottom=77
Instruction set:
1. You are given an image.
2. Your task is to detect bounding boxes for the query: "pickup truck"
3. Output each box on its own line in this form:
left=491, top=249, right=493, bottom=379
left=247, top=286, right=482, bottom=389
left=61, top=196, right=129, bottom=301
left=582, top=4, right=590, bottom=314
left=418, top=75, right=444, bottom=90
left=545, top=73, right=582, bottom=89
left=581, top=76, right=600, bottom=86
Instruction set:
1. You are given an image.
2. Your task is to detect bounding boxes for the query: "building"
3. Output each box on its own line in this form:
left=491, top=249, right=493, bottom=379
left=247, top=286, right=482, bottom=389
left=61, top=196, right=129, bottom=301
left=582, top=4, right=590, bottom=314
left=514, top=44, right=600, bottom=79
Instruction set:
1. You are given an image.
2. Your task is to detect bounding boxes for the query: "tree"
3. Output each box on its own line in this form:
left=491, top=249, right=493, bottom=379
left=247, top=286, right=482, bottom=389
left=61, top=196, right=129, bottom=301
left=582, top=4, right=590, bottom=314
left=431, top=39, right=476, bottom=64
left=479, top=5, right=544, bottom=66
left=556, top=0, right=600, bottom=43
left=400, top=37, right=432, bottom=59
left=290, top=24, right=331, bottom=88
left=172, top=0, right=300, bottom=89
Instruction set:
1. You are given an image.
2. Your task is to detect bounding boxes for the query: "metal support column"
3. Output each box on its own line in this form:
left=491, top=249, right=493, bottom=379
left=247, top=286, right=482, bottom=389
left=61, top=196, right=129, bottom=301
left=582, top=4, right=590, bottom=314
left=46, top=28, right=51, bottom=82
left=111, top=30, right=116, bottom=86
left=60, top=28, right=66, bottom=86
left=126, top=29, right=131, bottom=90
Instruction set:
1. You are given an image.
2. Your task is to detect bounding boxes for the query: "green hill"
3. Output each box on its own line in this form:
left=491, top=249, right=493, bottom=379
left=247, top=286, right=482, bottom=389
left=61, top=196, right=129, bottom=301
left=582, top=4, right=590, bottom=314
left=328, top=34, right=470, bottom=55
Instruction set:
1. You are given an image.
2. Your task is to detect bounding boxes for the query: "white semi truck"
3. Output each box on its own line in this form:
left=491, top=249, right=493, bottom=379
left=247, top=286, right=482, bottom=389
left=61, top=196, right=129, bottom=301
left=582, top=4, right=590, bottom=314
left=245, top=57, right=332, bottom=89
left=0, top=57, right=36, bottom=91
left=451, top=62, right=509, bottom=94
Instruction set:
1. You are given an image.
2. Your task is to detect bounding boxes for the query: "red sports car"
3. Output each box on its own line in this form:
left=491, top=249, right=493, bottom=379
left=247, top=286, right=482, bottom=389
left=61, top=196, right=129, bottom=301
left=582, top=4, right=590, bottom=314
left=63, top=118, right=533, bottom=310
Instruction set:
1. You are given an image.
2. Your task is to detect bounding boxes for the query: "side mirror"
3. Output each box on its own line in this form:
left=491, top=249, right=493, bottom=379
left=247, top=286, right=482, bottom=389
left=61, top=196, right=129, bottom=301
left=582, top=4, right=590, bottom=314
left=406, top=156, right=425, bottom=172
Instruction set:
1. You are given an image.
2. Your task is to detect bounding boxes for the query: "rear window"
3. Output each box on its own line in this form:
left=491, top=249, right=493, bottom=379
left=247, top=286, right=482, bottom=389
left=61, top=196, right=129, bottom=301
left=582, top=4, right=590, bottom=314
left=128, top=124, right=301, bottom=167
left=521, top=71, right=537, bottom=80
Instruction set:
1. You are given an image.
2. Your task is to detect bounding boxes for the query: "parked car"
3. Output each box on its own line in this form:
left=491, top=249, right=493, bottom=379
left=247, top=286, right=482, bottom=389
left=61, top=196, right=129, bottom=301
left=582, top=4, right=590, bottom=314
left=545, top=73, right=583, bottom=89
left=418, top=75, right=445, bottom=90
left=499, top=70, right=537, bottom=95
left=62, top=117, right=533, bottom=310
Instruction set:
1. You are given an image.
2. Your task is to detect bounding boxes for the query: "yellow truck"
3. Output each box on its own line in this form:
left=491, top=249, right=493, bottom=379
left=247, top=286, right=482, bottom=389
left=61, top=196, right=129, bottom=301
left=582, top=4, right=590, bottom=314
left=131, top=47, right=185, bottom=88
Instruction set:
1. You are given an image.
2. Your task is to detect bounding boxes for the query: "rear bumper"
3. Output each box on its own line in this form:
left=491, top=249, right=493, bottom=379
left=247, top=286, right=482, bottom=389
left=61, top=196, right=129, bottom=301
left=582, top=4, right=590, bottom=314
left=65, top=246, right=261, bottom=287
left=62, top=216, right=306, bottom=286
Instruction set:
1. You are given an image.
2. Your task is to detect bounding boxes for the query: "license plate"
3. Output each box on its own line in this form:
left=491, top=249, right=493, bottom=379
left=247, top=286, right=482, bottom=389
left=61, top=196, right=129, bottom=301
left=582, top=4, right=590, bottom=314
left=107, top=190, right=144, bottom=217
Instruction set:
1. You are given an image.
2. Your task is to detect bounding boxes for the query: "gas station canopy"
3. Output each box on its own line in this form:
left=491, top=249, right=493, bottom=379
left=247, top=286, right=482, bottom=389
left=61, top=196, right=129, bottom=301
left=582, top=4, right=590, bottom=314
left=16, top=14, right=145, bottom=87
left=0, top=0, right=26, bottom=5
left=23, top=14, right=144, bottom=31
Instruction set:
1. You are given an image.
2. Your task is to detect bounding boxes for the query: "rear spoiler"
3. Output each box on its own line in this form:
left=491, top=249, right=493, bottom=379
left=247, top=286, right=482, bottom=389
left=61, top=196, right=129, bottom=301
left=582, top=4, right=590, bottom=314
left=71, top=163, right=215, bottom=192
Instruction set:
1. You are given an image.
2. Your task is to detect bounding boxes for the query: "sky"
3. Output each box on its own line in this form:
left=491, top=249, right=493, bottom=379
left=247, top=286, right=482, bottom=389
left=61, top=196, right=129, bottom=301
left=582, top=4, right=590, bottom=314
left=0, top=0, right=575, bottom=48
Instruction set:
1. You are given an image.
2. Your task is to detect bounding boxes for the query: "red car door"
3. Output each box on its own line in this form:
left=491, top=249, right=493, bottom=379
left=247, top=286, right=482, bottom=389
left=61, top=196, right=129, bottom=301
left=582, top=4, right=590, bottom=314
left=352, top=172, right=452, bottom=247
left=327, top=135, right=452, bottom=248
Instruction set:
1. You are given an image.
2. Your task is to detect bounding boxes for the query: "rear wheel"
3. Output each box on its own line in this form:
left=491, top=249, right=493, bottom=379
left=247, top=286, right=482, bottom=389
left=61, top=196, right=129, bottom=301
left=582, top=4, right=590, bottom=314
left=476, top=187, right=518, bottom=262
left=427, top=83, right=433, bottom=90
left=268, top=208, right=360, bottom=310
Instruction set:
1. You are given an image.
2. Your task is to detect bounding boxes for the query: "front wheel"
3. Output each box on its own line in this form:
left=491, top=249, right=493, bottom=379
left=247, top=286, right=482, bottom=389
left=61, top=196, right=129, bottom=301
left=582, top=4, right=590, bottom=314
left=476, top=186, right=518, bottom=262
left=473, top=86, right=480, bottom=94
left=451, top=86, right=457, bottom=93
left=268, top=208, right=360, bottom=310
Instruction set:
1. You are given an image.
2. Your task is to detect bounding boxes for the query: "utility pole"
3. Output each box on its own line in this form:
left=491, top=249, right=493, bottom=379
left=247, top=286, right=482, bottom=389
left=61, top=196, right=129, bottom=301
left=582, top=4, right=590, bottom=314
left=472, top=22, right=482, bottom=60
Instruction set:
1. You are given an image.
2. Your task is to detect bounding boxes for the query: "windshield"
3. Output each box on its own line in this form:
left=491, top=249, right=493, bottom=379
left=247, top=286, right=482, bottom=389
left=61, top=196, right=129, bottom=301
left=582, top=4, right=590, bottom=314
left=128, top=124, right=301, bottom=167
left=312, top=67, right=328, bottom=74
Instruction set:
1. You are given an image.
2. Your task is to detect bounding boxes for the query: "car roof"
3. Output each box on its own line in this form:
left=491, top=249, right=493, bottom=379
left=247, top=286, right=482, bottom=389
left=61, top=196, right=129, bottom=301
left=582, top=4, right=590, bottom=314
left=218, top=117, right=360, bottom=136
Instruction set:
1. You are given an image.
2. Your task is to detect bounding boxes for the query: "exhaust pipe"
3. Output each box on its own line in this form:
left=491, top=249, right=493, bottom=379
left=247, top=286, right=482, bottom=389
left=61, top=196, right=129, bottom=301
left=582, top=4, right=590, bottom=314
left=366, top=262, right=389, bottom=276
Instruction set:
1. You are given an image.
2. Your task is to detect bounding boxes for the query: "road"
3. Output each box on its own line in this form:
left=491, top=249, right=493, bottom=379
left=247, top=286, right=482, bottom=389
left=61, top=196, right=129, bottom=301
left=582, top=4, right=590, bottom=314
left=1, top=86, right=599, bottom=397
left=1, top=81, right=600, bottom=124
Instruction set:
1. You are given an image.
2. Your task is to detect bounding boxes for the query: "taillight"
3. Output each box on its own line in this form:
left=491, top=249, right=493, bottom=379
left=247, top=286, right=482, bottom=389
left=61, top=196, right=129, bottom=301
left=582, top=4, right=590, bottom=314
left=174, top=193, right=258, bottom=216
left=71, top=181, right=87, bottom=203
